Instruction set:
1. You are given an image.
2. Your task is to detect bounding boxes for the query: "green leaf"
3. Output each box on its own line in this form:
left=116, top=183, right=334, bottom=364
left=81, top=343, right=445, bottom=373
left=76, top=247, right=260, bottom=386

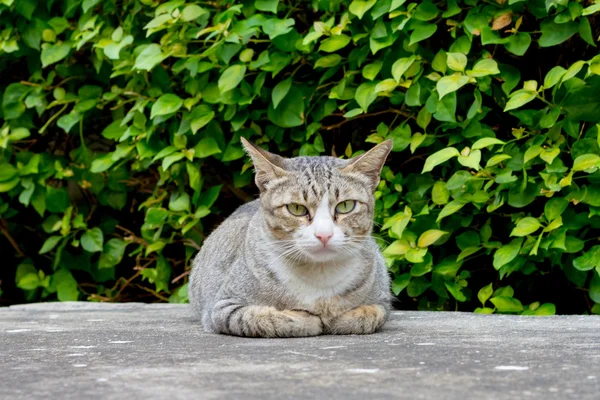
left=81, top=227, right=104, bottom=253
left=493, top=238, right=523, bottom=270
left=263, top=18, right=295, bottom=39
left=39, top=236, right=62, bottom=254
left=98, top=239, right=128, bottom=269
left=437, top=200, right=466, bottom=222
left=218, top=64, right=246, bottom=93
left=422, top=147, right=459, bottom=173
left=363, top=61, right=383, bottom=81
left=545, top=197, right=568, bottom=221
left=272, top=78, right=292, bottom=109
left=0, top=164, right=18, bottom=181
left=355, top=82, right=377, bottom=112
left=53, top=269, right=79, bottom=301
left=255, top=0, right=279, bottom=13
left=41, top=42, right=71, bottom=68
left=445, top=282, right=467, bottom=302
left=436, top=75, right=470, bottom=99
left=181, top=5, right=208, bottom=21
left=432, top=181, right=449, bottom=205
left=314, top=54, right=342, bottom=68
left=573, top=154, right=600, bottom=171
left=391, top=56, right=416, bottom=83
left=193, top=138, right=222, bottom=158
left=392, top=273, right=411, bottom=295
left=189, top=105, right=215, bottom=134
left=268, top=87, right=305, bottom=127
left=418, top=230, right=448, bottom=247
left=446, top=52, right=467, bottom=72
left=539, top=21, right=577, bottom=47
left=319, top=34, right=351, bottom=52
left=573, top=246, right=600, bottom=271
left=590, top=272, right=600, bottom=303
left=510, top=217, right=542, bottom=237
left=150, top=94, right=182, bottom=119
left=468, top=59, right=500, bottom=77
left=478, top=283, right=494, bottom=306
left=504, top=90, right=536, bottom=111
left=169, top=192, right=191, bottom=212
left=544, top=66, right=567, bottom=89
left=133, top=44, right=165, bottom=71
left=504, top=33, right=531, bottom=56
left=409, top=24, right=437, bottom=45
left=490, top=296, right=523, bottom=313
left=472, top=137, right=505, bottom=150
left=383, top=239, right=411, bottom=256
left=349, top=0, right=377, bottom=19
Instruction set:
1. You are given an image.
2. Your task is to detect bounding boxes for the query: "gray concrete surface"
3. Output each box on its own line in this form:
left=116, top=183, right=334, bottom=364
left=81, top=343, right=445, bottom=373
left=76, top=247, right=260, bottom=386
left=1, top=303, right=599, bottom=400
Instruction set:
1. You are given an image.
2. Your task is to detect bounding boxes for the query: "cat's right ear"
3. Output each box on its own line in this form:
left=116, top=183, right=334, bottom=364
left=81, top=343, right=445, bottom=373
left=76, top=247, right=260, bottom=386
left=241, top=137, right=288, bottom=191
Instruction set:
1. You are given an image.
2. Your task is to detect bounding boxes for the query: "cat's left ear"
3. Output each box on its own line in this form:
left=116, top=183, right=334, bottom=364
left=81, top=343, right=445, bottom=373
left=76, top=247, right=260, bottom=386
left=240, top=137, right=288, bottom=191
left=341, top=140, right=393, bottom=191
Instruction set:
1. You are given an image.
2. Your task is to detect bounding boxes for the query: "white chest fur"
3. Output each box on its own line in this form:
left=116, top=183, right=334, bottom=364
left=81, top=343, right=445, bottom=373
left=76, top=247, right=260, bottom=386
left=271, top=258, right=365, bottom=306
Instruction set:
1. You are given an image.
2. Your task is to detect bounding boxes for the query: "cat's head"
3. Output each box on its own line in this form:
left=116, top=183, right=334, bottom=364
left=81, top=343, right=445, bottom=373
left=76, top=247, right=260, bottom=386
left=241, top=138, right=392, bottom=264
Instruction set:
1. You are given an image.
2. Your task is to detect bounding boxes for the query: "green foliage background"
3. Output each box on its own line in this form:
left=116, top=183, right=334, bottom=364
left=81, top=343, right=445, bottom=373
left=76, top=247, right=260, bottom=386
left=1, top=0, right=600, bottom=314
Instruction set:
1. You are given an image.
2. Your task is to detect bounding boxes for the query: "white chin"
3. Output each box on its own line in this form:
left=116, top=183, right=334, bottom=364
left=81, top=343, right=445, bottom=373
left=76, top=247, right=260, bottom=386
left=303, top=247, right=341, bottom=263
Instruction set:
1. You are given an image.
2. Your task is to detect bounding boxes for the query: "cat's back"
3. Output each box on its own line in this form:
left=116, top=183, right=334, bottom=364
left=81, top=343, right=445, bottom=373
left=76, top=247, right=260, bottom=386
left=194, top=199, right=259, bottom=265
left=189, top=199, right=260, bottom=310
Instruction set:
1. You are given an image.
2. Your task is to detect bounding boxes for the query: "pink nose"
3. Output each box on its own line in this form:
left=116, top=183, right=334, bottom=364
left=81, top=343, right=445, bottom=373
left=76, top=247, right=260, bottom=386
left=315, top=232, right=333, bottom=245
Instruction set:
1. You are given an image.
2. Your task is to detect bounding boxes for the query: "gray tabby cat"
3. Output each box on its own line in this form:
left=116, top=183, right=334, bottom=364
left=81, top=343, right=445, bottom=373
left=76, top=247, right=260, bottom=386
left=189, top=138, right=393, bottom=337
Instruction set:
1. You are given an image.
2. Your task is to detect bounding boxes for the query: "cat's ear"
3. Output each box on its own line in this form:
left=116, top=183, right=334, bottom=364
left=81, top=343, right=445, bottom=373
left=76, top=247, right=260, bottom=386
left=341, top=140, right=393, bottom=190
left=241, top=137, right=288, bottom=191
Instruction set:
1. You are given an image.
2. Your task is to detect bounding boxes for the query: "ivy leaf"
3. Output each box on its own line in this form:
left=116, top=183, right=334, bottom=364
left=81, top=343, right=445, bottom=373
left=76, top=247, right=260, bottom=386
left=81, top=227, right=104, bottom=253
left=314, top=54, right=341, bottom=68
left=218, top=65, right=246, bottom=93
left=391, top=273, right=411, bottom=295
left=445, top=282, right=467, bottom=302
left=150, top=94, right=183, bottom=119
left=39, top=236, right=62, bottom=254
left=436, top=75, right=470, bottom=99
left=504, top=33, right=531, bottom=56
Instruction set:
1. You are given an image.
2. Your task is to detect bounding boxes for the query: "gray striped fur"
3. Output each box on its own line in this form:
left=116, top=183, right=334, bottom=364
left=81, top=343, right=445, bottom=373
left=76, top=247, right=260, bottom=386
left=189, top=139, right=393, bottom=337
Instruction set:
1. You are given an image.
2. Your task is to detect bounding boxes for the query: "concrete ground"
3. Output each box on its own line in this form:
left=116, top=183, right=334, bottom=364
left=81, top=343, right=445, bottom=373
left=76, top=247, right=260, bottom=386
left=0, top=303, right=599, bottom=400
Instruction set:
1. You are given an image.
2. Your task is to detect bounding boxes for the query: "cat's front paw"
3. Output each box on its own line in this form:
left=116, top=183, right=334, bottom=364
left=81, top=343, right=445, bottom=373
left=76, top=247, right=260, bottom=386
left=326, top=304, right=387, bottom=335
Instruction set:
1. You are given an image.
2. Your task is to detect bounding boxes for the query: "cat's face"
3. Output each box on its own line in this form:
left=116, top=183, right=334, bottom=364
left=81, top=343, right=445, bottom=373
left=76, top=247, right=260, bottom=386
left=241, top=138, right=392, bottom=264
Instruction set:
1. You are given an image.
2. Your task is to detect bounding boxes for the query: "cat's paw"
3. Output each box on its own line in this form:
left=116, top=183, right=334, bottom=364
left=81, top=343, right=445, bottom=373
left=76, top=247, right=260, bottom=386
left=327, top=304, right=387, bottom=335
left=279, top=309, right=324, bottom=337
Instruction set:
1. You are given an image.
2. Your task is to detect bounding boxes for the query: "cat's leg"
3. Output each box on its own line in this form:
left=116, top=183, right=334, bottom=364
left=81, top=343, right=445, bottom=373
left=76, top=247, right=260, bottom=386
left=210, top=299, right=324, bottom=338
left=326, top=304, right=388, bottom=335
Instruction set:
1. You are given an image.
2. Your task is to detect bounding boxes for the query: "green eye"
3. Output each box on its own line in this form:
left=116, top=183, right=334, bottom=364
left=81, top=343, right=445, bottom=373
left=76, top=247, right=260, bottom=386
left=287, top=203, right=308, bottom=217
left=335, top=200, right=356, bottom=214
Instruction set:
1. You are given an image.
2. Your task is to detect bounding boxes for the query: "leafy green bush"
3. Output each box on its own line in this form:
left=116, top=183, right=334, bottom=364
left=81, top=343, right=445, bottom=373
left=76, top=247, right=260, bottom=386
left=1, top=0, right=600, bottom=314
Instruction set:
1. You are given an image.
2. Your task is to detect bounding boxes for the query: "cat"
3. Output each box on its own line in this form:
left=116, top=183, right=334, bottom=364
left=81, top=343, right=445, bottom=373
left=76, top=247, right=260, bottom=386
left=189, top=138, right=393, bottom=337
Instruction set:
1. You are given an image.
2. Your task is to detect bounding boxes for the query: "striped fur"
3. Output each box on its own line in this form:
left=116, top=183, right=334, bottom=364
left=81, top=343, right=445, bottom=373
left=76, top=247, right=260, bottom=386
left=189, top=139, right=393, bottom=337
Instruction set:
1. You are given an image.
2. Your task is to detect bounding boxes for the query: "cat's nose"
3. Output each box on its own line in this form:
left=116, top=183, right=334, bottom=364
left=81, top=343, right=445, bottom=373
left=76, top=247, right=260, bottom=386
left=314, top=232, right=332, bottom=245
